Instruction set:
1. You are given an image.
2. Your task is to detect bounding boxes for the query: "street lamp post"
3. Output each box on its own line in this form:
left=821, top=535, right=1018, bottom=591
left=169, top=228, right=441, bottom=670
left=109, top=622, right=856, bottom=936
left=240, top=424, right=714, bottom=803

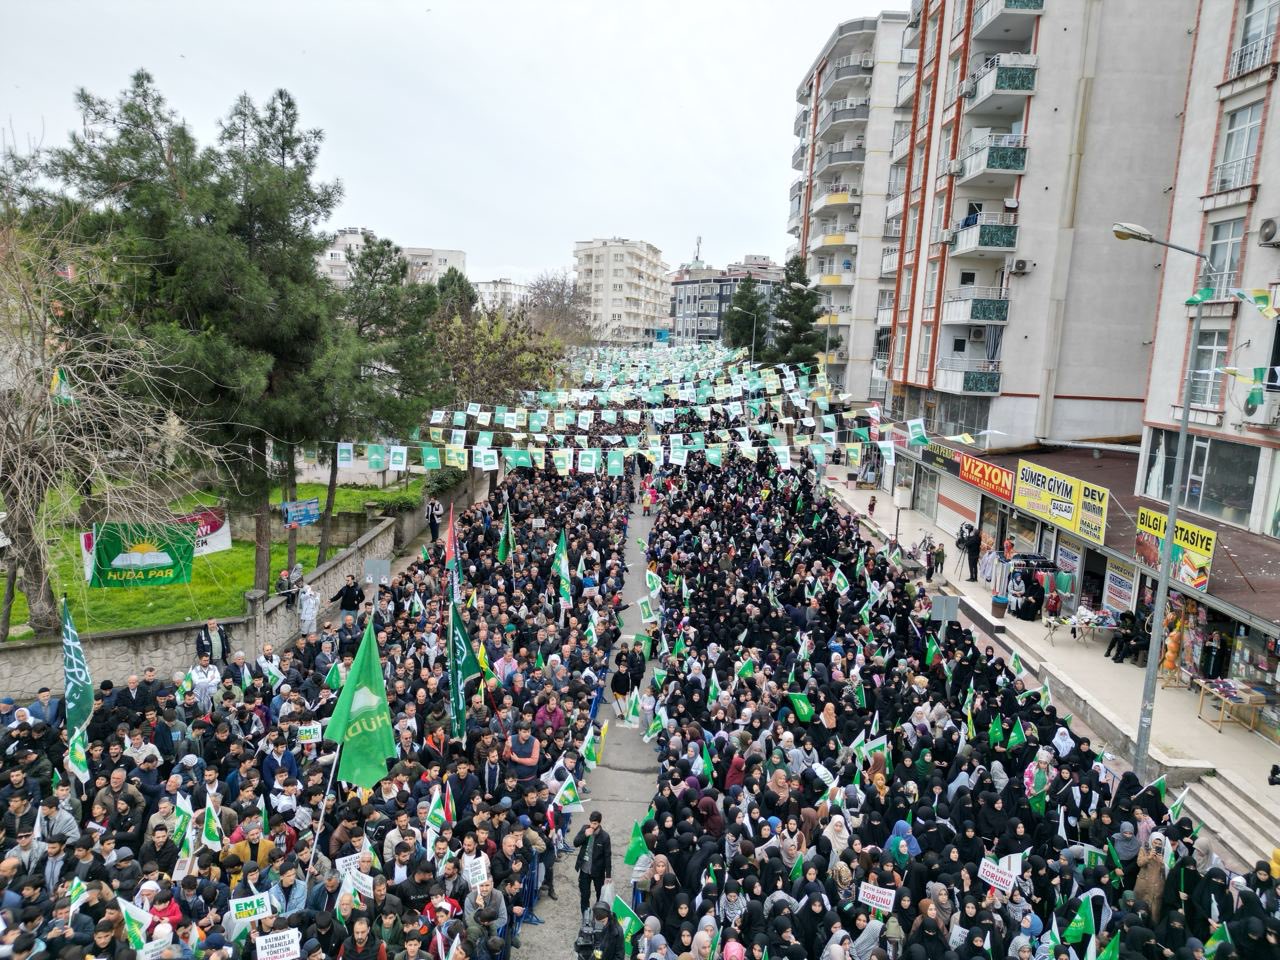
left=1112, top=221, right=1215, bottom=782
left=729, top=307, right=760, bottom=364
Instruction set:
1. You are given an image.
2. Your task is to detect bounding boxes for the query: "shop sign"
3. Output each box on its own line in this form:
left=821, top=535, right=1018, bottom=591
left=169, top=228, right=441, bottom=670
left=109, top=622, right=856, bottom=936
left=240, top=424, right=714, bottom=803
left=1102, top=558, right=1136, bottom=613
left=960, top=454, right=1014, bottom=502
left=1012, top=460, right=1109, bottom=546
left=919, top=441, right=963, bottom=477
left=1134, top=507, right=1215, bottom=591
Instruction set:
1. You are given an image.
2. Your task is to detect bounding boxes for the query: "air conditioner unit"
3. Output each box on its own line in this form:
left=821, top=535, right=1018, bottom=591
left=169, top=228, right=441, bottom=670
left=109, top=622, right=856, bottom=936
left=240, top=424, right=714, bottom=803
left=836, top=349, right=849, bottom=359
left=1245, top=392, right=1280, bottom=425
left=946, top=159, right=964, bottom=175
left=959, top=79, right=977, bottom=98
left=942, top=229, right=958, bottom=244
left=1009, top=258, right=1034, bottom=275
left=1260, top=218, right=1280, bottom=247
left=862, top=58, right=875, bottom=68
left=968, top=327, right=987, bottom=342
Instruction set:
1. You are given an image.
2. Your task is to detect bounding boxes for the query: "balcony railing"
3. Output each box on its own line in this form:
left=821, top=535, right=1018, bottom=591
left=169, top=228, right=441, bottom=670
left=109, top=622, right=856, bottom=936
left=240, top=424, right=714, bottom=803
left=1201, top=270, right=1238, bottom=299
left=881, top=247, right=900, bottom=276
left=950, top=211, right=1018, bottom=233
left=973, top=0, right=1045, bottom=34
left=935, top=357, right=1003, bottom=394
left=1229, top=34, right=1274, bottom=79
left=1211, top=155, right=1256, bottom=193
left=943, top=286, right=1010, bottom=322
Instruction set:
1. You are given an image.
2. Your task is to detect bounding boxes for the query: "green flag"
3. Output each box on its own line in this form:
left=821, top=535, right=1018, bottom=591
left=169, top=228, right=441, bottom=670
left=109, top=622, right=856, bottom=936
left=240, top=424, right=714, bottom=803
left=1006, top=717, right=1027, bottom=750
left=60, top=600, right=93, bottom=783
left=832, top=566, right=851, bottom=594
left=788, top=692, right=815, bottom=723
left=1142, top=775, right=1168, bottom=803
left=1063, top=897, right=1096, bottom=943
left=555, top=529, right=573, bottom=607
left=201, top=796, right=222, bottom=851
left=789, top=854, right=804, bottom=883
left=1097, top=931, right=1121, bottom=960
left=449, top=602, right=482, bottom=740
left=736, top=658, right=755, bottom=679
left=324, top=660, right=343, bottom=691
left=553, top=774, right=584, bottom=811
left=853, top=684, right=866, bottom=709
left=497, top=507, right=514, bottom=563
left=1010, top=651, right=1025, bottom=677
left=1185, top=287, right=1216, bottom=306
left=1205, top=922, right=1232, bottom=955
left=623, top=820, right=649, bottom=866
left=1167, top=785, right=1190, bottom=823
left=924, top=635, right=941, bottom=667
left=325, top=618, right=396, bottom=789
left=989, top=715, right=1005, bottom=746
left=701, top=741, right=715, bottom=778
left=613, top=894, right=644, bottom=941
left=119, top=898, right=152, bottom=949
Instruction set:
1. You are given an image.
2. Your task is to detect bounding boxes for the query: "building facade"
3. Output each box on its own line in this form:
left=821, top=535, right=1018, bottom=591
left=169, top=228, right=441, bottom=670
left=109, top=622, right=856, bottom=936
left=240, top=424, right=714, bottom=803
left=883, top=0, right=1194, bottom=448
left=573, top=238, right=669, bottom=344
left=1142, top=0, right=1280, bottom=543
left=474, top=278, right=530, bottom=312
left=788, top=12, right=914, bottom=395
left=669, top=255, right=785, bottom=344
left=317, top=227, right=466, bottom=289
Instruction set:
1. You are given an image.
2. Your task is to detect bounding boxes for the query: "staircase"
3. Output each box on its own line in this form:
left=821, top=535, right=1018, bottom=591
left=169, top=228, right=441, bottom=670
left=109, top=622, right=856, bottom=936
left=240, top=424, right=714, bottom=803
left=1182, top=771, right=1280, bottom=872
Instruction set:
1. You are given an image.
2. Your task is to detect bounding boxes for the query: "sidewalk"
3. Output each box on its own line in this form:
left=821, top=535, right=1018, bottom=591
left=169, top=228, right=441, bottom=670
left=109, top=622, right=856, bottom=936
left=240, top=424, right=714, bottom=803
left=821, top=471, right=1280, bottom=802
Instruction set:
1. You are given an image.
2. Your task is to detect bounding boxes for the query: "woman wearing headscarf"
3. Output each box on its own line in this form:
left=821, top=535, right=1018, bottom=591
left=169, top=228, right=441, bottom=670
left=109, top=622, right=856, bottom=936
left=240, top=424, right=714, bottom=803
left=821, top=928, right=856, bottom=960
left=663, top=891, right=694, bottom=945
left=850, top=908, right=885, bottom=960
left=1154, top=910, right=1191, bottom=953
left=1187, top=868, right=1232, bottom=941
left=1135, top=832, right=1169, bottom=923
left=1112, top=822, right=1143, bottom=890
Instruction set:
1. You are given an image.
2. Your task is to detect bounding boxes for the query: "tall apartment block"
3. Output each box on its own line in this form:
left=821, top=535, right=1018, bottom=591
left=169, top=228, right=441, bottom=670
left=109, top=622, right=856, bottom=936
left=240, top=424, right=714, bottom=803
left=317, top=227, right=466, bottom=289
left=1141, top=0, right=1280, bottom=539
left=884, top=0, right=1193, bottom=448
left=787, top=12, right=913, bottom=396
left=574, top=238, right=669, bottom=345
left=669, top=255, right=785, bottom=344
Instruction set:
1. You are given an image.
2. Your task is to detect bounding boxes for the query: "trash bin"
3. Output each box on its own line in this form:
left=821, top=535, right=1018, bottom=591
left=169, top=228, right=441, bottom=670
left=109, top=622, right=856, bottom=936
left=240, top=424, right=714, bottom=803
left=992, top=595, right=1008, bottom=619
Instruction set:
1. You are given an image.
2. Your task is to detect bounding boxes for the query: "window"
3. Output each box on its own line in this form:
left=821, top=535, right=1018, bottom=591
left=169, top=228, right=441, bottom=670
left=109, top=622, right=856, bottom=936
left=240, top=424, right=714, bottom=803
left=1216, top=102, right=1263, bottom=191
left=438, top=257, right=448, bottom=266
left=1231, top=0, right=1278, bottom=75
left=613, top=269, right=622, bottom=277
left=1143, top=428, right=1259, bottom=524
left=613, top=253, right=624, bottom=262
left=952, top=0, right=968, bottom=35
left=1208, top=218, right=1244, bottom=294
left=328, top=251, right=343, bottom=261
left=1190, top=329, right=1229, bottom=405
left=612, top=283, right=623, bottom=292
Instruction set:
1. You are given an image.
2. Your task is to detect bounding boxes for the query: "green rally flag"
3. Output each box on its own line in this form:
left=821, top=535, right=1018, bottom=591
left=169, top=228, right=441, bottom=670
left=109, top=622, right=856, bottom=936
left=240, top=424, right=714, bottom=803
left=624, top=820, right=649, bottom=866
left=119, top=898, right=152, bottom=949
left=553, top=773, right=584, bottom=811
left=497, top=507, right=514, bottom=563
left=325, top=617, right=397, bottom=789
left=1185, top=287, right=1216, bottom=306
left=789, top=854, right=804, bottom=882
left=833, top=567, right=851, bottom=594
left=701, top=741, right=715, bottom=778
left=924, top=635, right=941, bottom=667
left=1063, top=897, right=1096, bottom=943
left=60, top=600, right=93, bottom=783
left=201, top=796, right=222, bottom=851
left=1143, top=775, right=1168, bottom=803
left=1205, top=922, right=1232, bottom=955
left=449, top=602, right=482, bottom=740
left=1010, top=652, right=1025, bottom=677
left=1167, top=785, right=1189, bottom=823
left=555, top=529, right=573, bottom=607
left=737, top=658, right=755, bottom=679
left=1097, top=931, right=1121, bottom=960
left=989, top=715, right=1005, bottom=746
left=788, top=692, right=815, bottom=723
left=613, top=894, right=644, bottom=940
left=853, top=684, right=866, bottom=709
left=324, top=660, right=343, bottom=691
left=1006, top=717, right=1027, bottom=750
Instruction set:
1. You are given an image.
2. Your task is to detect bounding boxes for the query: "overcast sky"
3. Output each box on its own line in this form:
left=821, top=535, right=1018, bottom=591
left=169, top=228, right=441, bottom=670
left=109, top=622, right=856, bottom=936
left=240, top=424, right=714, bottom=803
left=2, top=0, right=896, bottom=282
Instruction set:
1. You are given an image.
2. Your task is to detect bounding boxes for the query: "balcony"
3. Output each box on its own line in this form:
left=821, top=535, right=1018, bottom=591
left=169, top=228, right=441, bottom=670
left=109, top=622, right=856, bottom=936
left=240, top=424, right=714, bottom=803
left=1210, top=155, right=1256, bottom=193
left=794, top=107, right=809, bottom=138
left=957, top=134, right=1028, bottom=187
left=965, top=54, right=1038, bottom=117
left=883, top=220, right=903, bottom=240
left=877, top=298, right=896, bottom=326
left=818, top=99, right=871, bottom=137
left=817, top=272, right=857, bottom=287
left=1229, top=34, right=1274, bottom=80
left=786, top=211, right=802, bottom=237
left=881, top=247, right=900, bottom=278
left=810, top=230, right=858, bottom=251
left=792, top=140, right=809, bottom=170
left=972, top=0, right=1045, bottom=42
left=886, top=190, right=906, bottom=221
left=897, top=73, right=916, bottom=108
left=790, top=178, right=804, bottom=201
left=941, top=286, right=1010, bottom=323
left=822, top=55, right=875, bottom=96
left=891, top=132, right=911, bottom=164
left=935, top=357, right=1003, bottom=394
left=949, top=213, right=1019, bottom=258
left=816, top=307, right=852, bottom=326
left=812, top=183, right=861, bottom=211
left=814, top=140, right=867, bottom=175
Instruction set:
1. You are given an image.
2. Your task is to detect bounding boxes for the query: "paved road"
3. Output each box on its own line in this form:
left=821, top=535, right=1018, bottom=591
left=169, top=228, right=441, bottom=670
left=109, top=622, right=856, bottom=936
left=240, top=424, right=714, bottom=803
left=518, top=504, right=655, bottom=952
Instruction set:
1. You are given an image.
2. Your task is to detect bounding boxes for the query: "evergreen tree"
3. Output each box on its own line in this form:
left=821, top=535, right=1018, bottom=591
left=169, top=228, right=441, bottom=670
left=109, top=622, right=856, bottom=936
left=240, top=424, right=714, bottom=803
left=768, top=256, right=824, bottom=366
left=437, top=266, right=477, bottom=320
left=723, top=274, right=770, bottom=351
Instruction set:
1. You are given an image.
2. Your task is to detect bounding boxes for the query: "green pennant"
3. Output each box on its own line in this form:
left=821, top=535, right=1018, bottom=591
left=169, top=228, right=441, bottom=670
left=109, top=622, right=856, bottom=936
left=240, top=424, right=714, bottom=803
left=1006, top=716, right=1027, bottom=750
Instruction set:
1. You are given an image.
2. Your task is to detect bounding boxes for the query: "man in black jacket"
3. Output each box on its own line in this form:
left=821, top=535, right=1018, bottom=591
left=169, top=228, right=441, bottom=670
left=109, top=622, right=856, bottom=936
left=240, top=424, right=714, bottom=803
left=573, top=811, right=611, bottom=915
left=194, top=618, right=230, bottom=664
left=330, top=575, right=365, bottom=617
left=589, top=902, right=625, bottom=960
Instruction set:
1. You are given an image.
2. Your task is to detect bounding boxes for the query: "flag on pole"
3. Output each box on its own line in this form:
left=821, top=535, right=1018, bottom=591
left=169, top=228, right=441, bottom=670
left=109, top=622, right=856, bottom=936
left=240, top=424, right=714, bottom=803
left=60, top=600, right=93, bottom=783
left=833, top=566, right=851, bottom=594
left=324, top=660, right=343, bottom=691
left=613, top=894, right=644, bottom=941
left=261, top=658, right=285, bottom=689
left=924, top=634, right=941, bottom=667
left=623, top=821, right=649, bottom=865
left=449, top=602, right=482, bottom=740
left=989, top=716, right=1006, bottom=746
left=1205, top=922, right=1232, bottom=955
left=444, top=503, right=462, bottom=602
left=788, top=692, right=815, bottom=722
left=497, top=507, right=514, bottom=563
left=175, top=794, right=194, bottom=858
left=119, top=898, right=152, bottom=949
left=325, top=617, right=397, bottom=789
left=553, top=774, right=585, bottom=812
left=1006, top=717, right=1027, bottom=750
left=201, top=797, right=222, bottom=851
left=1167, top=785, right=1190, bottom=823
left=1063, top=897, right=1096, bottom=943
left=1141, top=775, right=1168, bottom=803
left=789, top=854, right=804, bottom=883
left=555, top=529, right=572, bottom=608
left=425, top=784, right=452, bottom=830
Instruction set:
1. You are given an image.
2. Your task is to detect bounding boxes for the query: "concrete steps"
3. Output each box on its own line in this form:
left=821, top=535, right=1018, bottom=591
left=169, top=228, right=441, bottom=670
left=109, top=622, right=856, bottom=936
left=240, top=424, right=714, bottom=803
left=1181, top=771, right=1280, bottom=871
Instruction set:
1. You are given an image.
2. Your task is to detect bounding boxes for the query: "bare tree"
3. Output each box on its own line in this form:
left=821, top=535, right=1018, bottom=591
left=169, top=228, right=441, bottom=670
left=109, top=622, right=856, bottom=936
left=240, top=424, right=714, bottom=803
left=0, top=213, right=235, bottom=636
left=523, top=269, right=596, bottom=347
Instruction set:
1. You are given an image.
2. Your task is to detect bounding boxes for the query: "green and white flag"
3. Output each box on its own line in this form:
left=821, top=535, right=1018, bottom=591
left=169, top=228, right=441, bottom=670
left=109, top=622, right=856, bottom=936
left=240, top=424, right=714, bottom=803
left=555, top=529, right=573, bottom=607
left=553, top=774, right=585, bottom=812
left=174, top=793, right=195, bottom=858
left=645, top=569, right=663, bottom=597
left=324, top=660, right=343, bottom=691
left=261, top=658, right=285, bottom=690
left=119, top=897, right=152, bottom=949
left=638, top=596, right=657, bottom=623
left=497, top=507, right=515, bottom=563
left=67, top=876, right=88, bottom=916
left=612, top=894, right=644, bottom=940
left=626, top=688, right=641, bottom=725
left=832, top=566, right=851, bottom=595
left=60, top=600, right=93, bottom=783
left=325, top=617, right=397, bottom=789
left=201, top=796, right=222, bottom=851
left=448, top=602, right=482, bottom=741
left=1167, top=785, right=1190, bottom=823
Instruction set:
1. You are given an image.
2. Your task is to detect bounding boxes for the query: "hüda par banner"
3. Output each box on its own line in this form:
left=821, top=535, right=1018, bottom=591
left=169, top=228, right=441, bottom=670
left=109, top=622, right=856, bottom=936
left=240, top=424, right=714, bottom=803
left=90, top=522, right=197, bottom=588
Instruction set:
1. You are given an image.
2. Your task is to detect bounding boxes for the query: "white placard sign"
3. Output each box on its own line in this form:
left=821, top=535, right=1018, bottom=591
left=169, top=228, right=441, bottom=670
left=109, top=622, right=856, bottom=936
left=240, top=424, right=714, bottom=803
left=858, top=882, right=897, bottom=912
left=977, top=858, right=1016, bottom=893
left=297, top=722, right=322, bottom=744
left=229, top=891, right=272, bottom=923
left=464, top=857, right=490, bottom=887
left=257, top=928, right=303, bottom=960
left=334, top=853, right=361, bottom=876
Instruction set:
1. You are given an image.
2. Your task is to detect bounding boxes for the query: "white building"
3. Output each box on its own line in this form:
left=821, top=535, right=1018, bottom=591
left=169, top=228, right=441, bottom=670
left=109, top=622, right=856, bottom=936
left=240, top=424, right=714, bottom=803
left=669, top=256, right=785, bottom=345
left=573, top=238, right=669, bottom=344
left=788, top=12, right=914, bottom=394
left=1141, top=0, right=1280, bottom=540
left=883, top=0, right=1195, bottom=449
left=474, top=278, right=530, bottom=312
left=317, top=227, right=466, bottom=288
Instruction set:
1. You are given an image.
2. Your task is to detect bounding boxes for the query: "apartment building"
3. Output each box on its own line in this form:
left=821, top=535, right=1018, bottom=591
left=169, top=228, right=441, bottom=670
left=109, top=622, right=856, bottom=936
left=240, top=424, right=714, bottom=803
left=787, top=12, right=913, bottom=395
left=669, top=255, right=785, bottom=344
left=573, top=238, right=669, bottom=344
left=474, top=278, right=530, bottom=312
left=1142, top=0, right=1280, bottom=541
left=883, top=0, right=1194, bottom=448
left=317, top=227, right=466, bottom=288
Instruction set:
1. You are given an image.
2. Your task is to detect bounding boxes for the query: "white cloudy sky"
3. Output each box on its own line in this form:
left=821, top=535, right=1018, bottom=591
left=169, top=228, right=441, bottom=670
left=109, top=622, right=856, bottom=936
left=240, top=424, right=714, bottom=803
left=2, top=0, right=895, bottom=282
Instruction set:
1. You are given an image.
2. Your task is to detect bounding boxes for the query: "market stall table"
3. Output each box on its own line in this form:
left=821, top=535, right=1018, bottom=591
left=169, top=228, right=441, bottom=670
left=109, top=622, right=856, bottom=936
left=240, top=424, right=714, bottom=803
left=1194, top=678, right=1261, bottom=733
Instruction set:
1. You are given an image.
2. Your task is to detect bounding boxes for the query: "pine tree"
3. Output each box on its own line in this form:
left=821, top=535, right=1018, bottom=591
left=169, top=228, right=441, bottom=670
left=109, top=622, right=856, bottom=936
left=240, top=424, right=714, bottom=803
left=723, top=274, right=771, bottom=350
left=767, top=256, right=824, bottom=366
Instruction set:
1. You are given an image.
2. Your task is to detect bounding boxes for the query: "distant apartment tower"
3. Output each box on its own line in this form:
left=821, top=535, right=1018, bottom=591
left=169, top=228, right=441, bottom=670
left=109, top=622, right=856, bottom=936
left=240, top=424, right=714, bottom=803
left=882, top=0, right=1194, bottom=448
left=573, top=238, right=669, bottom=344
left=317, top=227, right=466, bottom=289
left=669, top=256, right=785, bottom=344
left=1140, top=0, right=1280, bottom=539
left=474, top=278, right=530, bottom=312
left=787, top=12, right=914, bottom=395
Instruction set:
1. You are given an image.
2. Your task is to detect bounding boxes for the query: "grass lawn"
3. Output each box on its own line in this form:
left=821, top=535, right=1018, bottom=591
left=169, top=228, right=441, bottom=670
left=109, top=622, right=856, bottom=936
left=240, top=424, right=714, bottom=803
left=168, top=477, right=425, bottom=515
left=8, top=529, right=318, bottom=637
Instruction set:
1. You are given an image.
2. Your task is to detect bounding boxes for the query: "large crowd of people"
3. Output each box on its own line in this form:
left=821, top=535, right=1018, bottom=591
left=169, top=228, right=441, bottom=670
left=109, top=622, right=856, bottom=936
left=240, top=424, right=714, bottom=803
left=624, top=442, right=1280, bottom=960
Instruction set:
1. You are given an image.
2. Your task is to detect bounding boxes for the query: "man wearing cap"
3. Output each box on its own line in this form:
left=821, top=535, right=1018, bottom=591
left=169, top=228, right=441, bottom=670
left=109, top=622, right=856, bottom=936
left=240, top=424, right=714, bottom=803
left=302, top=936, right=326, bottom=960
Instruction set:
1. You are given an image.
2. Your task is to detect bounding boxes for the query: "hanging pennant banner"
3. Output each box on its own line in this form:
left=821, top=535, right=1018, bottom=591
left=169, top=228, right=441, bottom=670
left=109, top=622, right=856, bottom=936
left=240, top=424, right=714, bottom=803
left=389, top=446, right=408, bottom=470
left=336, top=443, right=354, bottom=467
